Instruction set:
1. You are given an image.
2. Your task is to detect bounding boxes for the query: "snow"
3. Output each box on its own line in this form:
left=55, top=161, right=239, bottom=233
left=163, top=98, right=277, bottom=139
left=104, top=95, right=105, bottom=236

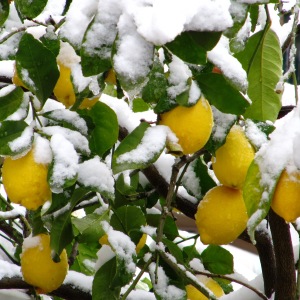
left=8, top=124, right=34, bottom=153
left=21, top=235, right=42, bottom=252
left=77, top=156, right=115, bottom=196
left=63, top=270, right=93, bottom=294
left=33, top=134, right=52, bottom=164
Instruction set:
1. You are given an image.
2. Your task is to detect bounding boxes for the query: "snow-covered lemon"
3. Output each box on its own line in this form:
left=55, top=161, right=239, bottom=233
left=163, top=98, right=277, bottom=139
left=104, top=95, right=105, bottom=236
left=159, top=97, right=213, bottom=155
left=212, top=125, right=255, bottom=189
left=21, top=234, right=68, bottom=293
left=195, top=185, right=248, bottom=245
left=271, top=169, right=300, bottom=222
left=2, top=150, right=51, bottom=210
left=186, top=275, right=224, bottom=300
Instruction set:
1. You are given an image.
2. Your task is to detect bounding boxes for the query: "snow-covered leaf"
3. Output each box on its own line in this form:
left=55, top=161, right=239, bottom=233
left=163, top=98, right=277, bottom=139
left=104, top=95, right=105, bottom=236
left=77, top=156, right=115, bottom=200
left=236, top=28, right=282, bottom=121
left=112, top=123, right=167, bottom=174
left=48, top=134, right=79, bottom=193
left=0, top=121, right=33, bottom=156
left=15, top=33, right=59, bottom=105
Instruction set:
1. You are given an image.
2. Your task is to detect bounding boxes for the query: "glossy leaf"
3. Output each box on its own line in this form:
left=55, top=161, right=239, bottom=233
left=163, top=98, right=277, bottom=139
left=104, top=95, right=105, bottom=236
left=0, top=0, right=9, bottom=27
left=72, top=211, right=110, bottom=243
left=88, top=102, right=119, bottom=157
left=40, top=32, right=60, bottom=57
left=163, top=238, right=184, bottom=264
left=93, top=257, right=120, bottom=300
left=50, top=188, right=89, bottom=257
left=0, top=86, right=24, bottom=121
left=166, top=31, right=222, bottom=64
left=201, top=245, right=234, bottom=275
left=195, top=73, right=250, bottom=115
left=15, top=33, right=59, bottom=105
left=15, top=0, right=48, bottom=19
left=236, top=28, right=282, bottom=121
left=142, top=57, right=168, bottom=104
left=110, top=205, right=146, bottom=244
left=115, top=172, right=139, bottom=196
left=0, top=121, right=33, bottom=156
left=112, top=122, right=166, bottom=174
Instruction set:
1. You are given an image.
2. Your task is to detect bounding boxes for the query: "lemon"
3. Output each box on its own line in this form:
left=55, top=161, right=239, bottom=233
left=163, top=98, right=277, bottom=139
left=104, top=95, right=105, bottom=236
left=186, top=275, right=224, bottom=300
left=105, top=68, right=117, bottom=85
left=159, top=97, right=213, bottom=155
left=99, top=233, right=147, bottom=254
left=212, top=125, right=255, bottom=189
left=195, top=185, right=248, bottom=245
left=21, top=234, right=68, bottom=293
left=271, top=169, right=300, bottom=222
left=53, top=62, right=99, bottom=109
left=12, top=63, right=27, bottom=89
left=2, top=150, right=51, bottom=210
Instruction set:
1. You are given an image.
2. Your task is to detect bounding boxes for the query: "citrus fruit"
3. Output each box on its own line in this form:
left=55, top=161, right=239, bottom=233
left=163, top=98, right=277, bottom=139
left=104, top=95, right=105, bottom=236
left=99, top=233, right=147, bottom=254
left=2, top=150, right=51, bottom=210
left=195, top=185, right=248, bottom=245
left=186, top=275, right=224, bottom=300
left=159, top=97, right=213, bottom=155
left=12, top=63, right=27, bottom=89
left=212, top=125, right=255, bottom=189
left=271, top=168, right=300, bottom=222
left=105, top=68, right=117, bottom=85
left=53, top=62, right=99, bottom=109
left=21, top=233, right=68, bottom=293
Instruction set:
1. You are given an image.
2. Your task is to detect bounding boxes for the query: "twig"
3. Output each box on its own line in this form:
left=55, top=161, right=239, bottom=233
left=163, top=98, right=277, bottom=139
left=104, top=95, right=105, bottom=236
left=0, top=24, right=39, bottom=44
left=68, top=241, right=79, bottom=267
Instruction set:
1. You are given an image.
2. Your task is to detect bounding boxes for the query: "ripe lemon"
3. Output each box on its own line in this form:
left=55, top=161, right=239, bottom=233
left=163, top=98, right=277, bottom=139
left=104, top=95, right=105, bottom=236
left=21, top=234, right=68, bottom=293
left=212, top=125, right=255, bottom=189
left=99, top=233, right=147, bottom=254
left=12, top=63, right=27, bottom=89
left=53, top=62, right=99, bottom=109
left=195, top=185, right=248, bottom=245
left=186, top=275, right=224, bottom=300
left=105, top=68, right=117, bottom=85
left=271, top=169, right=300, bottom=222
left=2, top=150, right=51, bottom=210
left=159, top=97, right=213, bottom=155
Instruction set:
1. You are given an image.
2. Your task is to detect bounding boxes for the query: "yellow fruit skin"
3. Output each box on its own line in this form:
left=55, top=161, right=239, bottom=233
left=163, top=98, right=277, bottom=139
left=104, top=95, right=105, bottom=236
left=12, top=64, right=27, bottom=89
left=53, top=62, right=98, bottom=109
left=186, top=275, right=224, bottom=300
left=105, top=68, right=117, bottom=85
left=271, top=169, right=300, bottom=222
left=212, top=125, right=255, bottom=189
left=99, top=233, right=147, bottom=254
left=2, top=150, right=51, bottom=210
left=159, top=98, right=213, bottom=155
left=21, top=234, right=68, bottom=293
left=195, top=185, right=248, bottom=245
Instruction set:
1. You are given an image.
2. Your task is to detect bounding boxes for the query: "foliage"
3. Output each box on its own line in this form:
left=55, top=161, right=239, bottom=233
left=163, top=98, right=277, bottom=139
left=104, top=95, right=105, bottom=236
left=0, top=1, right=298, bottom=300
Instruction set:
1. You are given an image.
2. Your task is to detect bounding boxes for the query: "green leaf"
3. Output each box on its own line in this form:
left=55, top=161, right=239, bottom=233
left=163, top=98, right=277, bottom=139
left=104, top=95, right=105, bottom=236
left=88, top=102, right=119, bottom=157
left=70, top=242, right=99, bottom=276
left=0, top=0, right=9, bottom=27
left=201, top=245, right=234, bottom=275
left=235, top=28, right=282, bottom=121
left=15, top=0, right=48, bottom=19
left=132, top=98, right=151, bottom=112
left=110, top=206, right=146, bottom=244
left=40, top=31, right=60, bottom=57
left=0, top=121, right=33, bottom=156
left=112, top=123, right=166, bottom=174
left=16, top=33, right=59, bottom=105
left=72, top=211, right=110, bottom=243
left=243, top=160, right=281, bottom=242
left=163, top=238, right=184, bottom=264
left=195, top=73, right=250, bottom=115
left=50, top=188, right=89, bottom=257
left=166, top=31, right=222, bottom=64
left=115, top=172, right=139, bottom=196
left=142, top=57, right=167, bottom=104
left=28, top=208, right=47, bottom=236
left=182, top=244, right=202, bottom=262
left=0, top=86, right=25, bottom=121
left=92, top=257, right=120, bottom=300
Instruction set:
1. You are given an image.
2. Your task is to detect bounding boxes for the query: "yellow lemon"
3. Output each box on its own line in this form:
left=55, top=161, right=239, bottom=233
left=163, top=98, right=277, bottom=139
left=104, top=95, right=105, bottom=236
left=12, top=63, right=27, bottom=89
left=21, top=234, right=68, bottom=293
left=99, top=233, right=147, bottom=254
left=53, top=62, right=99, bottom=109
left=271, top=169, right=300, bottom=222
left=212, top=125, right=255, bottom=189
left=186, top=275, right=224, bottom=300
left=105, top=68, right=117, bottom=85
left=159, top=97, right=213, bottom=155
left=195, top=185, right=248, bottom=245
left=2, top=150, right=51, bottom=210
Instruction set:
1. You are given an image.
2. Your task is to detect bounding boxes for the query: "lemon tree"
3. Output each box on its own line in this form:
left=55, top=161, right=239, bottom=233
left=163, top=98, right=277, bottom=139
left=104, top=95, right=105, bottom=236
left=0, top=1, right=296, bottom=300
